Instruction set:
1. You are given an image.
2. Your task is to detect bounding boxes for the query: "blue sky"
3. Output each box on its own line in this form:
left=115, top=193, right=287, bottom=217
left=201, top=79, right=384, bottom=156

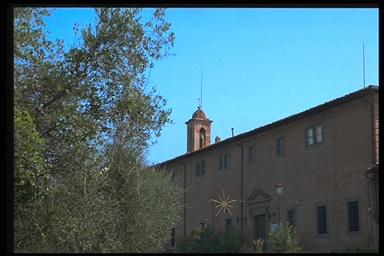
left=43, top=7, right=379, bottom=165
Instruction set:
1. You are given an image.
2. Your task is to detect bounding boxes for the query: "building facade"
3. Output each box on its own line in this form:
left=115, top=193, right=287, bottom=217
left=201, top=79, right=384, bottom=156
left=159, top=85, right=379, bottom=253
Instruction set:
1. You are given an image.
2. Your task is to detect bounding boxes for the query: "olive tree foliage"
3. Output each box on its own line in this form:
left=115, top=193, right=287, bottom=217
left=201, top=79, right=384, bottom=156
left=13, top=7, right=181, bottom=252
left=13, top=7, right=57, bottom=205
left=14, top=7, right=174, bottom=180
left=14, top=106, right=50, bottom=205
left=97, top=138, right=184, bottom=253
left=14, top=138, right=184, bottom=253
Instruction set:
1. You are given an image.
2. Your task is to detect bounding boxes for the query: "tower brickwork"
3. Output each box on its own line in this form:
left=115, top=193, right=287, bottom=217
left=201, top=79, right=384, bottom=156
left=185, top=106, right=213, bottom=153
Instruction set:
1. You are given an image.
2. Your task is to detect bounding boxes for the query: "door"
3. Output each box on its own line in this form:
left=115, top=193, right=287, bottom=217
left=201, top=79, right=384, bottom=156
left=253, top=214, right=266, bottom=251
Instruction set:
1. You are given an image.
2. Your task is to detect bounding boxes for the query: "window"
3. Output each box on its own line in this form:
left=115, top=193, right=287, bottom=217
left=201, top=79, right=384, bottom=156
left=170, top=228, right=176, bottom=248
left=171, top=170, right=176, bottom=182
left=287, top=209, right=296, bottom=228
left=277, top=137, right=284, bottom=156
left=201, top=162, right=205, bottom=176
left=196, top=161, right=206, bottom=178
left=195, top=163, right=200, bottom=177
left=316, top=204, right=329, bottom=238
left=218, top=154, right=230, bottom=170
left=347, top=200, right=360, bottom=234
left=317, top=206, right=327, bottom=234
left=248, top=146, right=255, bottom=163
left=225, top=218, right=232, bottom=227
left=306, top=125, right=322, bottom=146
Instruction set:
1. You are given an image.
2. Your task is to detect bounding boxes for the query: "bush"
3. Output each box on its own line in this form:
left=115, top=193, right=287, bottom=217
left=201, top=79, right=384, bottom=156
left=221, top=225, right=250, bottom=253
left=178, top=224, right=249, bottom=253
left=267, top=222, right=304, bottom=253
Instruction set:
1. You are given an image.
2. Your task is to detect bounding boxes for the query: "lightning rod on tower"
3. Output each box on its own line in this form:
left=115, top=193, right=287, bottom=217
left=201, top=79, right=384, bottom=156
left=363, top=43, right=366, bottom=88
left=200, top=72, right=203, bottom=109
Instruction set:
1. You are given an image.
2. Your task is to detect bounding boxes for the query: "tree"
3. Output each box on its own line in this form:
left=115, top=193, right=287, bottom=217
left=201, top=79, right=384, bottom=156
left=14, top=105, right=50, bottom=205
left=14, top=142, right=184, bottom=253
left=14, top=7, right=174, bottom=180
left=13, top=7, right=58, bottom=204
left=96, top=139, right=184, bottom=253
left=13, top=7, right=180, bottom=252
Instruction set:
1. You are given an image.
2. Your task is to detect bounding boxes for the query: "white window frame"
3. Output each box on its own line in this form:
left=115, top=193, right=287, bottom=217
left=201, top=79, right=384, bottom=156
left=306, top=125, right=323, bottom=146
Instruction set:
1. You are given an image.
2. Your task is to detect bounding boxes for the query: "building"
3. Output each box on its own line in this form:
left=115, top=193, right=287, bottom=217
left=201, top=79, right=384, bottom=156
left=159, top=85, right=379, bottom=253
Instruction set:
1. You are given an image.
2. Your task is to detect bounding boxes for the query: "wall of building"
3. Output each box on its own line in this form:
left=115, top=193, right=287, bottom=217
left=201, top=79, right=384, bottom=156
left=165, top=88, right=378, bottom=253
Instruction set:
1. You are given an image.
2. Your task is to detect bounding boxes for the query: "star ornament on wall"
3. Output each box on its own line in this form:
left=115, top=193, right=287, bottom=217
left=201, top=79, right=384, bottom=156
left=211, top=189, right=237, bottom=216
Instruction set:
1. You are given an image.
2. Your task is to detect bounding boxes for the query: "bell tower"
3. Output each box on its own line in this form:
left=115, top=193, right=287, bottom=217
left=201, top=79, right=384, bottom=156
left=185, top=106, right=213, bottom=153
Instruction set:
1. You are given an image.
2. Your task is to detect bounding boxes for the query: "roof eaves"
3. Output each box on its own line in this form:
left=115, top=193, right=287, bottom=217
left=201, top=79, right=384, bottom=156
left=365, top=162, right=379, bottom=174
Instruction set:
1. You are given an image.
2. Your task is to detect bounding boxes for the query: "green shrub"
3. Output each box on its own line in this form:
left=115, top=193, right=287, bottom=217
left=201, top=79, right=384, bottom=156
left=178, top=224, right=249, bottom=253
left=221, top=225, right=250, bottom=253
left=267, top=222, right=304, bottom=253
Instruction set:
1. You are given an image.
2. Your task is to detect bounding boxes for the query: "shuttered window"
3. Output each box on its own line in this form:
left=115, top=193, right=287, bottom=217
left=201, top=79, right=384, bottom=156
left=287, top=210, right=296, bottom=227
left=317, top=205, right=327, bottom=235
left=348, top=201, right=359, bottom=232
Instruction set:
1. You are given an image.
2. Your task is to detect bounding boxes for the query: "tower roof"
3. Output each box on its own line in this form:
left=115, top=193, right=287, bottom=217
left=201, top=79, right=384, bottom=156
left=192, top=106, right=206, bottom=119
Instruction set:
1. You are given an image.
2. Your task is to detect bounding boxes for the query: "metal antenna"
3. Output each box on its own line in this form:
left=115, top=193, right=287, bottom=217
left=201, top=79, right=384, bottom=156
left=200, top=71, right=203, bottom=109
left=363, top=43, right=366, bottom=88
